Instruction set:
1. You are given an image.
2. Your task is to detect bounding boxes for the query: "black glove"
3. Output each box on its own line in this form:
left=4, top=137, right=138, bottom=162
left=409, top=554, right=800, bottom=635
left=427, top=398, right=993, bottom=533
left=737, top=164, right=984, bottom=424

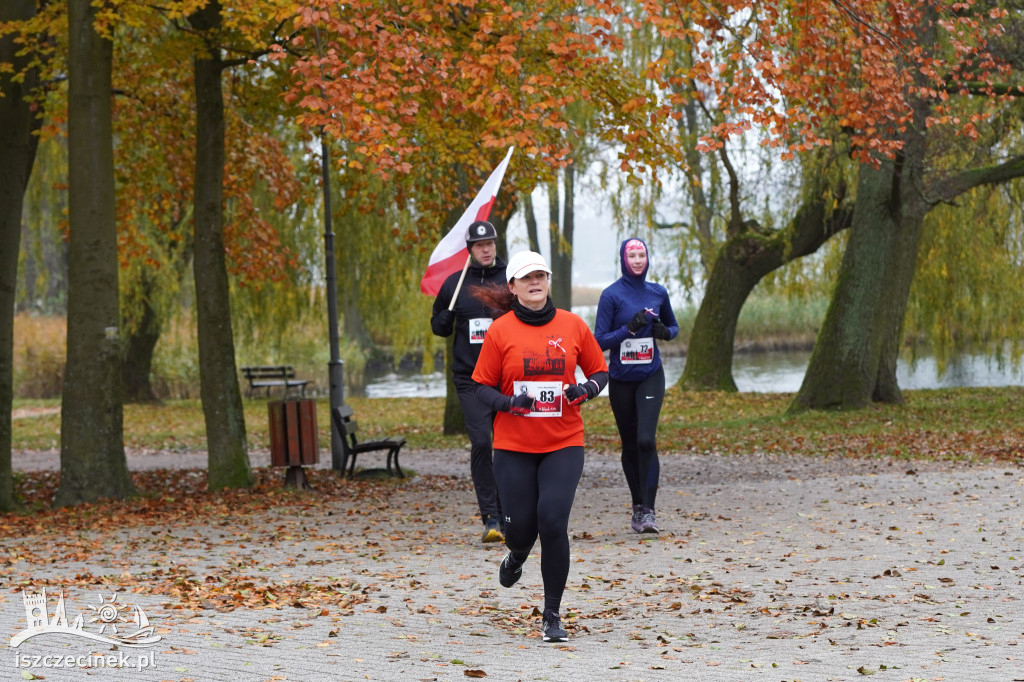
left=626, top=310, right=649, bottom=334
left=434, top=309, right=453, bottom=329
left=564, top=380, right=600, bottom=406
left=508, top=393, right=536, bottom=416
left=652, top=319, right=671, bottom=340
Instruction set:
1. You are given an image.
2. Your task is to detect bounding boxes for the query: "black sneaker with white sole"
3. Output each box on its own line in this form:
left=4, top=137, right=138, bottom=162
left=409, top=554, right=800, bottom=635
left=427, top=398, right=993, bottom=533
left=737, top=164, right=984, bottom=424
left=542, top=609, right=567, bottom=642
left=498, top=551, right=523, bottom=588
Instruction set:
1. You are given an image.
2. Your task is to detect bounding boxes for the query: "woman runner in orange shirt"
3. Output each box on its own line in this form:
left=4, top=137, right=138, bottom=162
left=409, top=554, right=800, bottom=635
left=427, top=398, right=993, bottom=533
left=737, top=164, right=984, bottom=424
left=471, top=250, right=608, bottom=643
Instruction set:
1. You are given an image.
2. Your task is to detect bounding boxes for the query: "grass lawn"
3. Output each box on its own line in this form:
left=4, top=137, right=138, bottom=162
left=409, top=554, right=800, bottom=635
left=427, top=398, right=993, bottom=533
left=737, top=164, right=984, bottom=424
left=12, top=386, right=1024, bottom=463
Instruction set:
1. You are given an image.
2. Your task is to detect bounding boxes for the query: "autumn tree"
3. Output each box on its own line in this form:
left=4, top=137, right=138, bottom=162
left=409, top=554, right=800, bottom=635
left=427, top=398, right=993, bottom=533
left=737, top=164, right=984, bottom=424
left=0, top=0, right=48, bottom=511
left=602, top=0, right=1020, bottom=401
left=286, top=0, right=674, bottom=436
left=791, top=3, right=1024, bottom=410
left=587, top=1, right=856, bottom=391
left=112, top=48, right=195, bottom=403
left=137, top=0, right=299, bottom=487
left=186, top=0, right=248, bottom=489
left=56, top=0, right=135, bottom=505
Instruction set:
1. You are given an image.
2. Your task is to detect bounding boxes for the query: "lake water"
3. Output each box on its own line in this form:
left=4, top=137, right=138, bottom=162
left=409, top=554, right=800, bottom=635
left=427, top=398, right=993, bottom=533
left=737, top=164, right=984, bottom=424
left=362, top=349, right=1024, bottom=399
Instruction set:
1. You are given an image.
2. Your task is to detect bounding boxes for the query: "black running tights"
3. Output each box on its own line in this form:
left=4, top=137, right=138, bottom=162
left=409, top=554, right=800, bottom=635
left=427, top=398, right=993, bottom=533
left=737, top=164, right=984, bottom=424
left=608, top=366, right=665, bottom=509
left=493, top=446, right=584, bottom=615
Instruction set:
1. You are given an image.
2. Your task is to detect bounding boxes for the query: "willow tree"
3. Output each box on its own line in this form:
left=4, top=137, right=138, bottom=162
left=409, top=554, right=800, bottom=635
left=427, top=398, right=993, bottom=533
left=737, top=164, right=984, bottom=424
left=586, top=1, right=859, bottom=391
left=113, top=49, right=195, bottom=403
left=792, top=4, right=1024, bottom=411
left=287, top=0, right=673, bottom=438
left=906, top=183, right=1024, bottom=373
left=680, top=158, right=854, bottom=390
left=605, top=0, right=1020, bottom=399
left=56, top=0, right=135, bottom=506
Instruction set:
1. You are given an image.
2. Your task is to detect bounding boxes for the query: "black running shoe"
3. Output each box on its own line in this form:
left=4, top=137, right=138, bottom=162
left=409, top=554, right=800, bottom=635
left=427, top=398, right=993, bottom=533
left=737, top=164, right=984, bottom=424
left=498, top=551, right=523, bottom=588
left=542, top=609, right=568, bottom=642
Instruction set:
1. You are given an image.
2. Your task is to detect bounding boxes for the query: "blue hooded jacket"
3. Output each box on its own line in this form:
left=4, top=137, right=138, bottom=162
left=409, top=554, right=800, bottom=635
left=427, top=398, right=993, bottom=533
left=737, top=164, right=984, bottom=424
left=594, top=237, right=679, bottom=382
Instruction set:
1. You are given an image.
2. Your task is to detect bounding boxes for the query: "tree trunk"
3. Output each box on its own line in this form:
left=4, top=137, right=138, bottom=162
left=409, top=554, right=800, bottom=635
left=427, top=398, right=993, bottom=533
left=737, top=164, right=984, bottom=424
left=55, top=0, right=135, bottom=506
left=442, top=335, right=464, bottom=435
left=190, top=1, right=251, bottom=490
left=681, top=194, right=852, bottom=391
left=121, top=279, right=161, bottom=403
left=546, top=177, right=559, bottom=266
left=522, top=191, right=540, bottom=252
left=121, top=217, right=192, bottom=404
left=0, top=0, right=43, bottom=511
left=339, top=219, right=372, bottom=348
left=791, top=153, right=927, bottom=410
left=547, top=168, right=574, bottom=308
left=556, top=164, right=575, bottom=306
left=680, top=246, right=761, bottom=391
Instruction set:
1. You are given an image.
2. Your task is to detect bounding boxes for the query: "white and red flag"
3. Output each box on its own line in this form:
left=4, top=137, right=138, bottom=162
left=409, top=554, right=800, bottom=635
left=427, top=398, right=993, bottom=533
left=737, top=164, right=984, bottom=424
left=419, top=146, right=514, bottom=296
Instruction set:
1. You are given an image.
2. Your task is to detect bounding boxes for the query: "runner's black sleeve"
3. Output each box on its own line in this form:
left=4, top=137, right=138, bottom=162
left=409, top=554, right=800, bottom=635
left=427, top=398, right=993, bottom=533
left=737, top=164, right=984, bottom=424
left=586, top=371, right=609, bottom=395
left=475, top=382, right=513, bottom=412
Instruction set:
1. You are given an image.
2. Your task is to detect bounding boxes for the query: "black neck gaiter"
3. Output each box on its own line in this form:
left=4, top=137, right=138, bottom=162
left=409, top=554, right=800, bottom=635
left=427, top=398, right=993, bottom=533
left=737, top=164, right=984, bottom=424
left=512, top=297, right=556, bottom=326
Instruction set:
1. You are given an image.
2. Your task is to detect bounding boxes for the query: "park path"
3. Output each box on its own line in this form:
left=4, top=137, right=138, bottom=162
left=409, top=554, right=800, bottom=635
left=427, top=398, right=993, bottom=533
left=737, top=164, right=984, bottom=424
left=2, top=447, right=1023, bottom=681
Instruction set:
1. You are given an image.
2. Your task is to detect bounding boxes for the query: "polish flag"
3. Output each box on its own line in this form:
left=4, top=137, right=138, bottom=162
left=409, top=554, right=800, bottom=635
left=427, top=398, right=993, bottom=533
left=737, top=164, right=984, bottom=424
left=420, top=146, right=515, bottom=296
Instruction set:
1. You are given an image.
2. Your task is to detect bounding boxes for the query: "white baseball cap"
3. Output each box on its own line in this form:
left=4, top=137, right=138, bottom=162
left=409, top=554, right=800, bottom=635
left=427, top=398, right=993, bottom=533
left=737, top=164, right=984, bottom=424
left=506, top=250, right=552, bottom=282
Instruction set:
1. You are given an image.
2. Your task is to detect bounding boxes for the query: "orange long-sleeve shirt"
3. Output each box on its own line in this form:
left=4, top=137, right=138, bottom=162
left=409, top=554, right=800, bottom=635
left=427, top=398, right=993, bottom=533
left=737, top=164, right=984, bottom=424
left=472, top=309, right=608, bottom=453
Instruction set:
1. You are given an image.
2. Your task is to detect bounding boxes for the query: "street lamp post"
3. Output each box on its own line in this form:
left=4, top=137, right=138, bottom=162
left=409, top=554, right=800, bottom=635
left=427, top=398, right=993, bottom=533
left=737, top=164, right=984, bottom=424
left=320, top=131, right=345, bottom=472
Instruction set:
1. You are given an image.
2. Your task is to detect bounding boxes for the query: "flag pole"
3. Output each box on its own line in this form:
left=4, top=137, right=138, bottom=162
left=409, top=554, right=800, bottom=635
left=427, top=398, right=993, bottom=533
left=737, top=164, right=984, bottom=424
left=447, top=255, right=473, bottom=312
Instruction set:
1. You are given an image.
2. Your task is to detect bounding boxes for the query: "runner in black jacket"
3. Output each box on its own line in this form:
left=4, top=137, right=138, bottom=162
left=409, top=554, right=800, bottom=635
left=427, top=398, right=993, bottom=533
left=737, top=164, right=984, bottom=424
left=430, top=220, right=508, bottom=542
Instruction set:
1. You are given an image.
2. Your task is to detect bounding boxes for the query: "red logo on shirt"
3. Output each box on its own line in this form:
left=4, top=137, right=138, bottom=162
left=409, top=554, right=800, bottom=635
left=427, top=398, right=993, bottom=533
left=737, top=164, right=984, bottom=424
left=523, top=355, right=565, bottom=377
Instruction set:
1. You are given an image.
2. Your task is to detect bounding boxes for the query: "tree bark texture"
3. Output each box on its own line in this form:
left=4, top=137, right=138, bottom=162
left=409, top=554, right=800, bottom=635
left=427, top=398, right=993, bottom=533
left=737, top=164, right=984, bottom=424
left=521, top=191, right=540, bottom=253
left=121, top=281, right=161, bottom=403
left=56, top=0, right=135, bottom=506
left=190, top=1, right=252, bottom=490
left=548, top=165, right=574, bottom=308
left=681, top=197, right=852, bottom=391
left=0, top=0, right=43, bottom=511
left=791, top=143, right=929, bottom=411
left=442, top=335, right=464, bottom=435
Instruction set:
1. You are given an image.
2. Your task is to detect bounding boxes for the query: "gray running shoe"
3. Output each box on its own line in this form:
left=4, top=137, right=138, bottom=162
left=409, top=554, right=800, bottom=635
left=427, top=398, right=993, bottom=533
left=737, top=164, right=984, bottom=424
left=630, top=504, right=644, bottom=533
left=639, top=507, right=659, bottom=533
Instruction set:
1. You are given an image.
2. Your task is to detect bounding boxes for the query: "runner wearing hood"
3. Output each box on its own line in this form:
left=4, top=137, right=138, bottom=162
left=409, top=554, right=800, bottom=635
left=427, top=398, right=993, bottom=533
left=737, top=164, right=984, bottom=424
left=431, top=220, right=507, bottom=543
left=594, top=237, right=679, bottom=533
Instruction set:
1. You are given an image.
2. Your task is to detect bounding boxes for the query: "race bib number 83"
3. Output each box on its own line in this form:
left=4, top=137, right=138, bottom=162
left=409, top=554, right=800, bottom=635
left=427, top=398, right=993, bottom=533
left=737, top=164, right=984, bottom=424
left=513, top=380, right=562, bottom=417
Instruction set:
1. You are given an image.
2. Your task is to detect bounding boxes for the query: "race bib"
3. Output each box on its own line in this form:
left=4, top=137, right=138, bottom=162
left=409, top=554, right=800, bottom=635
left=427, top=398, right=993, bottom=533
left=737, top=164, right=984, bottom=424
left=468, top=318, right=493, bottom=344
left=620, top=337, right=654, bottom=364
left=513, top=380, right=562, bottom=417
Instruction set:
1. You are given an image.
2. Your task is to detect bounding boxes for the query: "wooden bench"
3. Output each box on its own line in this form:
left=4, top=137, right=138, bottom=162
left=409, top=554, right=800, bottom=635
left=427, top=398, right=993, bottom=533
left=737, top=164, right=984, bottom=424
left=331, top=405, right=406, bottom=478
left=241, top=365, right=310, bottom=399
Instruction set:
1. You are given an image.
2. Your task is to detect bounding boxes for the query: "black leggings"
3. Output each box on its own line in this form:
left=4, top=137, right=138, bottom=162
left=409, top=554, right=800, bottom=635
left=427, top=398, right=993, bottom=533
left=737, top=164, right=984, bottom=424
left=493, top=446, right=584, bottom=615
left=608, top=366, right=665, bottom=509
left=456, top=383, right=500, bottom=523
